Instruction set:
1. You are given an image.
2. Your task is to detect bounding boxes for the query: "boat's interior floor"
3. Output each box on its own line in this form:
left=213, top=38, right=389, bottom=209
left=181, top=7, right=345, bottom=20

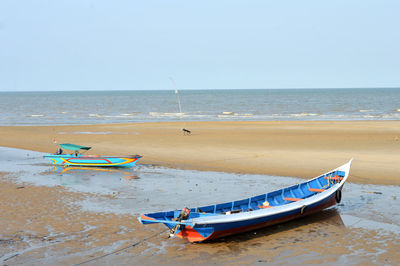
left=148, top=170, right=345, bottom=222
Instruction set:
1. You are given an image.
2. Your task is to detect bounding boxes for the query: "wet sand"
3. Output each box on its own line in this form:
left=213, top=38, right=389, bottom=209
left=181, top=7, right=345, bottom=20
left=0, top=121, right=400, bottom=185
left=1, top=147, right=399, bottom=265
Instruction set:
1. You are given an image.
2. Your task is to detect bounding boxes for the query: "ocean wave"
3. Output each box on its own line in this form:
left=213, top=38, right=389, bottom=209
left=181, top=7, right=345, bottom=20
left=290, top=113, right=319, bottom=117
left=149, top=112, right=184, bottom=117
left=27, top=114, right=45, bottom=117
left=359, top=109, right=373, bottom=113
left=362, top=115, right=380, bottom=118
left=103, top=115, right=138, bottom=118
left=236, top=113, right=253, bottom=117
left=381, top=113, right=400, bottom=119
left=217, top=112, right=253, bottom=118
left=120, top=113, right=140, bottom=116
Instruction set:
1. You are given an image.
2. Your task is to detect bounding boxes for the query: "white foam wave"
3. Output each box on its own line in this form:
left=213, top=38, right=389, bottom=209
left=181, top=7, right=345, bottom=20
left=120, top=113, right=140, bottom=116
left=149, top=112, right=184, bottom=117
left=290, top=113, right=319, bottom=117
left=27, top=114, right=44, bottom=117
left=218, top=113, right=253, bottom=118
left=103, top=115, right=137, bottom=118
left=359, top=109, right=373, bottom=113
left=381, top=113, right=400, bottom=119
left=235, top=113, right=253, bottom=117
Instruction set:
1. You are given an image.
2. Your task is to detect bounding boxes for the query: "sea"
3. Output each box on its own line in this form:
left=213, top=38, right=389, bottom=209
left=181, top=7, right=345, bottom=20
left=1, top=88, right=400, bottom=125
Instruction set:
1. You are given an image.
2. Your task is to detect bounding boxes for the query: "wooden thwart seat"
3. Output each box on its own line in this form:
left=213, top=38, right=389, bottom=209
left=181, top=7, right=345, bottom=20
left=309, top=188, right=326, bottom=192
left=284, top=197, right=303, bottom=202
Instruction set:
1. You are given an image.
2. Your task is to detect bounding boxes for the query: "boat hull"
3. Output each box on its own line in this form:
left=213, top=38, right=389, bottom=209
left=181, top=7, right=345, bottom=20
left=139, top=160, right=352, bottom=243
left=44, top=154, right=141, bottom=167
left=177, top=190, right=339, bottom=242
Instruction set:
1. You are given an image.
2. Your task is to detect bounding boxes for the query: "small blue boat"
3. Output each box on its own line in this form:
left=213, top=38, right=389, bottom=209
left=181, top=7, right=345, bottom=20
left=44, top=143, right=142, bottom=167
left=139, top=160, right=352, bottom=242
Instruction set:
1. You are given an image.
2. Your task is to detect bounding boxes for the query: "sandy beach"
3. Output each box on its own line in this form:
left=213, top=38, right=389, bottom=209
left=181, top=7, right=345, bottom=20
left=1, top=121, right=400, bottom=265
left=2, top=0, right=400, bottom=263
left=2, top=171, right=399, bottom=265
left=0, top=121, right=399, bottom=185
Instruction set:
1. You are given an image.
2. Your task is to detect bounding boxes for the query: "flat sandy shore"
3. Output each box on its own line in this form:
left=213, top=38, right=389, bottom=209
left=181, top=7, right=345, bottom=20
left=1, top=121, right=400, bottom=264
left=0, top=121, right=399, bottom=185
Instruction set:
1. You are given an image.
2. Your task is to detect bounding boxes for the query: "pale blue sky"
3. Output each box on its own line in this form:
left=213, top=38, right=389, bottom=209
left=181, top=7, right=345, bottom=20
left=0, top=0, right=399, bottom=91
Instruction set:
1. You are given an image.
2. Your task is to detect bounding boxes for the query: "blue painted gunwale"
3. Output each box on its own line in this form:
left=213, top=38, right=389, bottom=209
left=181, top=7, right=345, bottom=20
left=139, top=159, right=353, bottom=242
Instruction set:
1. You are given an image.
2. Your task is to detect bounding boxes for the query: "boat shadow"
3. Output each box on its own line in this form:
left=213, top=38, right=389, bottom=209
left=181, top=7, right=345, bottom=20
left=204, top=208, right=344, bottom=244
left=44, top=165, right=140, bottom=180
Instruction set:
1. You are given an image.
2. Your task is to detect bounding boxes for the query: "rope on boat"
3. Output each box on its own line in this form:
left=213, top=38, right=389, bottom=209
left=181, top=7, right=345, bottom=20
left=74, top=229, right=167, bottom=266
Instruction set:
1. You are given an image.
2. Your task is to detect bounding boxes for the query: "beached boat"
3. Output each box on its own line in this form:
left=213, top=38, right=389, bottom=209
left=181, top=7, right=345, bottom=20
left=44, top=143, right=142, bottom=167
left=139, top=159, right=352, bottom=242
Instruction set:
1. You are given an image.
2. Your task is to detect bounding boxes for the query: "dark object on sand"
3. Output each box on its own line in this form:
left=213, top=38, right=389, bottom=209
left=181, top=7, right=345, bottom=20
left=139, top=159, right=353, bottom=243
left=182, top=128, right=191, bottom=135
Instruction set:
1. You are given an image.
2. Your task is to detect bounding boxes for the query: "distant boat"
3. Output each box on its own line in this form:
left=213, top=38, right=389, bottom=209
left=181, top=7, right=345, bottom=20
left=139, top=160, right=353, bottom=242
left=44, top=143, right=142, bottom=167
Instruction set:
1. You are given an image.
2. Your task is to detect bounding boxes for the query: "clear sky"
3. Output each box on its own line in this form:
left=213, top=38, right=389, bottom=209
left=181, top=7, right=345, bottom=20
left=0, top=0, right=399, bottom=91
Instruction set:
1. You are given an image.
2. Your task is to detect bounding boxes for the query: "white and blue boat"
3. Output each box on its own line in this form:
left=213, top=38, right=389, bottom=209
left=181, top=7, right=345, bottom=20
left=44, top=143, right=142, bottom=167
left=139, top=160, right=352, bottom=242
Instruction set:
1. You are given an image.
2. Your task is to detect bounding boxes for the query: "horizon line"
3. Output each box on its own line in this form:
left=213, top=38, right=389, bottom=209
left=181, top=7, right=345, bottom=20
left=1, top=86, right=400, bottom=92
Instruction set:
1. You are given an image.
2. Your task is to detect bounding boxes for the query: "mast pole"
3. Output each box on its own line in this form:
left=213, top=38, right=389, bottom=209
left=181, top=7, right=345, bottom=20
left=169, top=77, right=182, bottom=114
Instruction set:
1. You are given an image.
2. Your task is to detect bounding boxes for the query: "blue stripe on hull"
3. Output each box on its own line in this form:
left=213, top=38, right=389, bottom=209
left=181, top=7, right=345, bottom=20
left=44, top=155, right=140, bottom=167
left=189, top=193, right=337, bottom=241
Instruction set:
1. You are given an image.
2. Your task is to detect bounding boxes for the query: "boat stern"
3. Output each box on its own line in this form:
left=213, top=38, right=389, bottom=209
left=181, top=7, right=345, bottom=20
left=138, top=210, right=215, bottom=242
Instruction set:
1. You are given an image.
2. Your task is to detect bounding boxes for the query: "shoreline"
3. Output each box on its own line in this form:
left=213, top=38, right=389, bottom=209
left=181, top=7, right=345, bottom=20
left=0, top=120, right=399, bottom=186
